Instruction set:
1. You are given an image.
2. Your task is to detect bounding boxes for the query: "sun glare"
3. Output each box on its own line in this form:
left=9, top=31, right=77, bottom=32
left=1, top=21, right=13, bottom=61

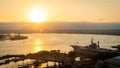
left=29, top=8, right=46, bottom=23
left=34, top=38, right=42, bottom=52
left=35, top=46, right=41, bottom=52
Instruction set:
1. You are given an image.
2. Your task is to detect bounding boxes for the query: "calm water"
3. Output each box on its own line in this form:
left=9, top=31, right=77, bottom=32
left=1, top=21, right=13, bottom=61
left=0, top=33, right=120, bottom=55
left=0, top=33, right=120, bottom=68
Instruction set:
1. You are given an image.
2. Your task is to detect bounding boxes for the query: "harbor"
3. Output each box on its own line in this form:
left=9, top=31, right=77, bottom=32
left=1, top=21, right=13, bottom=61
left=1, top=0, right=120, bottom=68
left=0, top=38, right=120, bottom=68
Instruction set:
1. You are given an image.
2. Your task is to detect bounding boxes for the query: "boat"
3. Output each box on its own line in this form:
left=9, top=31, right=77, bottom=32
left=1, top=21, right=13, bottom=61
left=111, top=45, right=120, bottom=55
left=71, top=38, right=117, bottom=60
left=112, top=45, right=120, bottom=50
left=0, top=34, right=27, bottom=40
left=71, top=38, right=111, bottom=52
left=10, top=34, right=28, bottom=40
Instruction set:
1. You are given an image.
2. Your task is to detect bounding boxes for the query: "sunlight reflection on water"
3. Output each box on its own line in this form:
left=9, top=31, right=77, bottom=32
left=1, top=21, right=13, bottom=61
left=0, top=33, right=120, bottom=55
left=0, top=33, right=120, bottom=68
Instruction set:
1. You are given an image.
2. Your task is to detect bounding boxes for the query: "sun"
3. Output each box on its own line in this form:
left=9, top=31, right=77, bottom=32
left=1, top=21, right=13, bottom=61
left=29, top=8, right=46, bottom=23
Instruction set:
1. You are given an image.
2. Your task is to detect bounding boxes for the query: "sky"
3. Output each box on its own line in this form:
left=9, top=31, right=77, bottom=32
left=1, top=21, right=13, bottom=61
left=0, top=0, right=120, bottom=22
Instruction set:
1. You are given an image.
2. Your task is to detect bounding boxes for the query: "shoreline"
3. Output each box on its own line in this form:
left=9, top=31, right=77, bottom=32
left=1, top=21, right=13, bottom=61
left=0, top=32, right=120, bottom=36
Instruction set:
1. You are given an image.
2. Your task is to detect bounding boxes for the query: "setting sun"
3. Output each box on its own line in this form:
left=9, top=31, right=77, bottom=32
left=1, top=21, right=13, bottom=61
left=29, top=8, right=46, bottom=23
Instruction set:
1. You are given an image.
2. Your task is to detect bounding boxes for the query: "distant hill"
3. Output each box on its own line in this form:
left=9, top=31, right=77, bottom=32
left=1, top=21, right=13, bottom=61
left=0, top=22, right=120, bottom=35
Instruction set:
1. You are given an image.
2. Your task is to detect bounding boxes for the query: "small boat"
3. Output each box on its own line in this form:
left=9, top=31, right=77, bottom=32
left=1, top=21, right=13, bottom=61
left=111, top=45, right=120, bottom=55
left=112, top=45, right=120, bottom=49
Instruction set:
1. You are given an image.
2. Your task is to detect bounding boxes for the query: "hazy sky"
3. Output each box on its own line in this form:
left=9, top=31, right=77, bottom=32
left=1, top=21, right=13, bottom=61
left=0, top=0, right=120, bottom=22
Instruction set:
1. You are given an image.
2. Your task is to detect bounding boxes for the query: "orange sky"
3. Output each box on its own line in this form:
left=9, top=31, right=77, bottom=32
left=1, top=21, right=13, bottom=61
left=0, top=0, right=120, bottom=22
